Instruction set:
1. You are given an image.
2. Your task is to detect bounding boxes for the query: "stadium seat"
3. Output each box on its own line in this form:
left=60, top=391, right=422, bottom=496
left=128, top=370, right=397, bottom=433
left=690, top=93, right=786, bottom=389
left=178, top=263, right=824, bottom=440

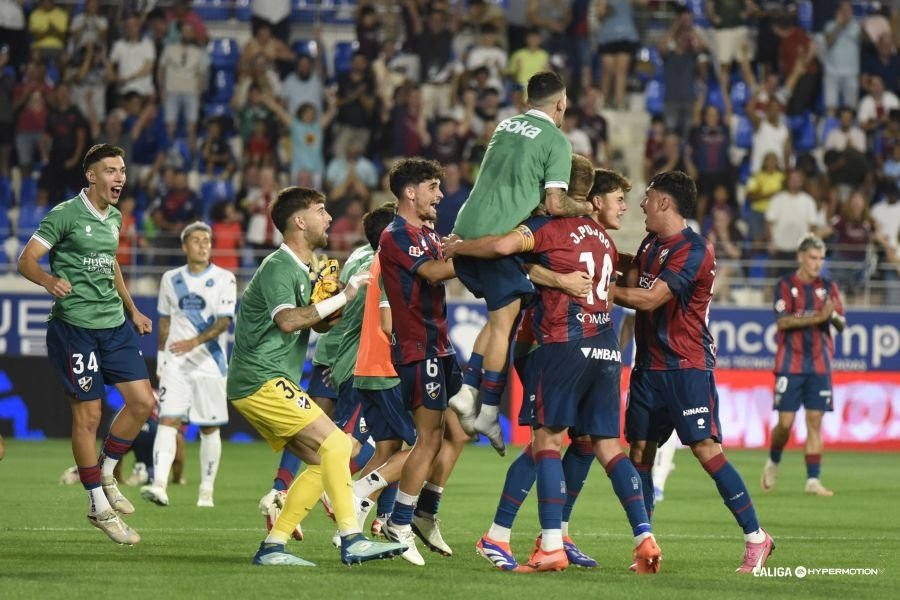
left=730, top=81, right=749, bottom=115
left=209, top=68, right=236, bottom=103
left=204, top=103, right=233, bottom=120
left=168, top=138, right=194, bottom=171
left=706, top=85, right=726, bottom=114
left=200, top=179, right=236, bottom=219
left=292, top=39, right=320, bottom=59
left=687, top=0, right=711, bottom=28
left=737, top=155, right=751, bottom=183
left=788, top=113, right=817, bottom=152
left=19, top=176, right=37, bottom=208
left=735, top=115, right=753, bottom=150
left=333, top=40, right=359, bottom=78
left=820, top=116, right=840, bottom=145
left=193, top=0, right=230, bottom=22
left=645, top=80, right=664, bottom=116
left=0, top=177, right=12, bottom=208
left=292, top=0, right=321, bottom=24
left=797, top=0, right=813, bottom=31
left=635, top=46, right=663, bottom=82
left=208, top=38, right=240, bottom=70
left=235, top=0, right=252, bottom=21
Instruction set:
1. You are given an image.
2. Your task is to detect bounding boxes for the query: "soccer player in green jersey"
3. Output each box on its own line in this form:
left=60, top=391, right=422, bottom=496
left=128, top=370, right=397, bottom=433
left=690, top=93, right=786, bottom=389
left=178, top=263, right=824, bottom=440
left=449, top=71, right=592, bottom=455
left=226, top=186, right=406, bottom=567
left=17, top=144, right=156, bottom=545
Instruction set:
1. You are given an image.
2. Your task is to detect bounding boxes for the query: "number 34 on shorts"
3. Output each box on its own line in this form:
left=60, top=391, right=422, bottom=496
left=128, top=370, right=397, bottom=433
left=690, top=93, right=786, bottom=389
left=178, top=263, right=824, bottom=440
left=275, top=379, right=313, bottom=409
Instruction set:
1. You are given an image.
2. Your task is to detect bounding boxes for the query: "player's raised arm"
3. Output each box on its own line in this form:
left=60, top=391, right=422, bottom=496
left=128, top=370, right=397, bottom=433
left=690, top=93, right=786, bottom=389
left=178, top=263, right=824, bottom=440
left=274, top=270, right=371, bottom=333
left=544, top=186, right=593, bottom=217
left=442, top=225, right=534, bottom=259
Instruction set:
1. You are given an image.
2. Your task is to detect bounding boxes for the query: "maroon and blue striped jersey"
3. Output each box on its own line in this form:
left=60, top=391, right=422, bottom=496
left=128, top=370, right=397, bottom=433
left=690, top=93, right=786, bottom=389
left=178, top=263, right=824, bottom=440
left=522, top=215, right=618, bottom=344
left=378, top=215, right=455, bottom=366
left=632, top=228, right=717, bottom=371
left=773, top=274, right=843, bottom=375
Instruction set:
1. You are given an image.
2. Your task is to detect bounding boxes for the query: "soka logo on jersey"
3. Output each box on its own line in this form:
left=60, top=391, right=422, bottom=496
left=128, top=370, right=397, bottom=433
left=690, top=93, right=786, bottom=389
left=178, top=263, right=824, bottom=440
left=78, top=376, right=93, bottom=392
left=496, top=117, right=542, bottom=139
left=580, top=347, right=621, bottom=362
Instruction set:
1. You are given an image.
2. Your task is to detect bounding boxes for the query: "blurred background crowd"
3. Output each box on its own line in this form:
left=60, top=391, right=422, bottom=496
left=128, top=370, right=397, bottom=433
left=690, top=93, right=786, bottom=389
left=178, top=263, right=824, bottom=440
left=0, top=0, right=898, bottom=305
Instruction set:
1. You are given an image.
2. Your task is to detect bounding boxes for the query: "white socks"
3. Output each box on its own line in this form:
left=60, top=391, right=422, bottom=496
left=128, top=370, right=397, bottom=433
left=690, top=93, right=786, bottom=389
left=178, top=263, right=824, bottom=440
left=353, top=469, right=388, bottom=499
left=744, top=529, right=766, bottom=544
left=88, top=487, right=111, bottom=515
left=487, top=523, right=511, bottom=543
left=200, top=429, right=222, bottom=492
left=152, top=424, right=178, bottom=488
left=540, top=529, right=563, bottom=552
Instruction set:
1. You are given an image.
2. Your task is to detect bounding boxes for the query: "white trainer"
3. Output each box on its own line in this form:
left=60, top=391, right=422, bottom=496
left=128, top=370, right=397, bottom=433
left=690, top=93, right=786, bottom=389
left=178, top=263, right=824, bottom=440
left=197, top=488, right=215, bottom=507
left=760, top=459, right=778, bottom=492
left=59, top=466, right=80, bottom=485
left=125, top=463, right=149, bottom=486
left=88, top=508, right=140, bottom=545
left=448, top=384, right=479, bottom=436
left=383, top=520, right=425, bottom=566
left=474, top=405, right=506, bottom=457
left=102, top=475, right=135, bottom=514
left=804, top=478, right=834, bottom=496
left=140, top=484, right=169, bottom=507
left=411, top=513, right=452, bottom=556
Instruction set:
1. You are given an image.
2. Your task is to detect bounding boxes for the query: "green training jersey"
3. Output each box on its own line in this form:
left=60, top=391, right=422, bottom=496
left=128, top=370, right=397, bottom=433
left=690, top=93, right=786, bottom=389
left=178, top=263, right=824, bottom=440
left=32, top=191, right=125, bottom=329
left=227, top=244, right=313, bottom=400
left=328, top=245, right=375, bottom=388
left=312, top=245, right=373, bottom=368
left=453, top=109, right=572, bottom=239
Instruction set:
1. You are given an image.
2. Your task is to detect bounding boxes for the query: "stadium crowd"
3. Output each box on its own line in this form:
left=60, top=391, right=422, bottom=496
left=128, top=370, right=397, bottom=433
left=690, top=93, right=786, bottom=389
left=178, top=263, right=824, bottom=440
left=1, top=0, right=899, bottom=302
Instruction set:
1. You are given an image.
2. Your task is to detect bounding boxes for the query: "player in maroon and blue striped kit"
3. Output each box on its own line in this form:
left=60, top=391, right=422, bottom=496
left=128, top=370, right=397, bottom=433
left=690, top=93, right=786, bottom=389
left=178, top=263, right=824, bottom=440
left=761, top=234, right=845, bottom=497
left=378, top=158, right=468, bottom=567
left=445, top=165, right=661, bottom=574
left=615, top=171, right=774, bottom=575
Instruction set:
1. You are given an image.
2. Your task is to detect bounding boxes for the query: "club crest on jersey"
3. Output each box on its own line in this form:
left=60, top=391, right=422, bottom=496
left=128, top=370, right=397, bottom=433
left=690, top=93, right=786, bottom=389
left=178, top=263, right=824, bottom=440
left=78, top=376, right=93, bottom=392
left=408, top=245, right=424, bottom=257
left=85, top=225, right=93, bottom=236
left=659, top=248, right=669, bottom=264
left=425, top=381, right=441, bottom=399
left=791, top=287, right=799, bottom=297
left=206, top=278, right=215, bottom=287
left=815, top=287, right=827, bottom=299
left=358, top=417, right=368, bottom=433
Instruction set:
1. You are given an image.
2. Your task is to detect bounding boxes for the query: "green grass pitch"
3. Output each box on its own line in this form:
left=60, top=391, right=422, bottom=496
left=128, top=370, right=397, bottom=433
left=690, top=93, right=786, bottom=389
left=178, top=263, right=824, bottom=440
left=1, top=440, right=896, bottom=599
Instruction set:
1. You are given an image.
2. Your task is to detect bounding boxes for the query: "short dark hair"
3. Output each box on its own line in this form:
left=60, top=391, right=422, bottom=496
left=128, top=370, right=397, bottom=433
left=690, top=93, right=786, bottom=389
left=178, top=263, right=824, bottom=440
left=647, top=170, right=696, bottom=218
left=589, top=169, right=632, bottom=199
left=83, top=144, right=125, bottom=173
left=526, top=71, right=565, bottom=106
left=389, top=158, right=443, bottom=200
left=270, top=186, right=326, bottom=234
left=568, top=154, right=595, bottom=200
left=364, top=202, right=397, bottom=250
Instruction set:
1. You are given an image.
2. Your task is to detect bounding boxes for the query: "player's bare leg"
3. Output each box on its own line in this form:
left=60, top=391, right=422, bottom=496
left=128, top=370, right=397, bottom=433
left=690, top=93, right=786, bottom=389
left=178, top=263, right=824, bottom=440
left=803, top=410, right=832, bottom=496
left=762, top=411, right=795, bottom=492
left=353, top=442, right=410, bottom=530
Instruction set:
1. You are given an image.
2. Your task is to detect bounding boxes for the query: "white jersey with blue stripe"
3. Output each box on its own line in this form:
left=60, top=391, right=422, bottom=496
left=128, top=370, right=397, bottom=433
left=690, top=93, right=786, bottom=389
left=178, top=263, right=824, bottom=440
left=158, top=263, right=237, bottom=377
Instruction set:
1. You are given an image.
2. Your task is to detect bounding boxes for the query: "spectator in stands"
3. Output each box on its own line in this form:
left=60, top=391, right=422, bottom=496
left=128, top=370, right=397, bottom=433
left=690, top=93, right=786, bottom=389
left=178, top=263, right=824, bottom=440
left=828, top=190, right=877, bottom=293
left=333, top=51, right=378, bottom=156
left=243, top=166, right=281, bottom=263
left=14, top=81, right=51, bottom=176
left=738, top=43, right=782, bottom=119
left=251, top=0, right=291, bottom=43
left=505, top=0, right=532, bottom=53
left=822, top=1, right=861, bottom=116
left=329, top=197, right=366, bottom=253
left=659, top=12, right=705, bottom=138
left=410, top=7, right=458, bottom=121
left=706, top=191, right=747, bottom=302
left=470, top=85, right=502, bottom=137
left=150, top=169, right=200, bottom=266
left=68, top=42, right=107, bottom=140
left=644, top=116, right=667, bottom=182
left=281, top=47, right=325, bottom=119
left=824, top=106, right=866, bottom=153
left=200, top=117, right=236, bottom=180
left=372, top=38, right=415, bottom=113
left=750, top=2, right=795, bottom=79
left=239, top=22, right=294, bottom=80
left=264, top=89, right=336, bottom=188
left=210, top=199, right=244, bottom=272
left=108, top=15, right=156, bottom=100
left=871, top=184, right=900, bottom=303
left=0, top=0, right=27, bottom=72
left=325, top=139, right=378, bottom=205
left=426, top=111, right=471, bottom=167
left=775, top=15, right=821, bottom=116
left=103, top=109, right=132, bottom=170
left=766, top=169, right=820, bottom=274
left=387, top=83, right=430, bottom=159
left=465, top=24, right=508, bottom=97
left=0, top=45, right=14, bottom=178
left=145, top=8, right=168, bottom=91
left=652, top=132, right=697, bottom=183
left=127, top=98, right=169, bottom=191
left=689, top=104, right=733, bottom=220
left=235, top=84, right=275, bottom=147
left=245, top=118, right=276, bottom=168
left=507, top=27, right=550, bottom=89
left=17, top=182, right=50, bottom=239
left=562, top=109, right=592, bottom=157
left=233, top=54, right=281, bottom=112
left=874, top=109, right=900, bottom=167
left=158, top=22, right=209, bottom=151
left=116, top=195, right=145, bottom=270
left=165, top=0, right=208, bottom=46
left=526, top=0, right=570, bottom=68
left=862, top=33, right=900, bottom=94
left=858, top=75, right=900, bottom=134
left=28, top=0, right=67, bottom=64
left=881, top=143, right=900, bottom=194
left=69, top=0, right=107, bottom=53
left=749, top=99, right=792, bottom=174
left=455, top=0, right=507, bottom=57
left=462, top=118, right=496, bottom=184
left=706, top=0, right=752, bottom=94
left=745, top=151, right=785, bottom=247
left=436, top=162, right=471, bottom=238
left=356, top=2, right=383, bottom=62
left=38, top=84, right=88, bottom=206
left=567, top=0, right=595, bottom=96
left=595, top=0, right=644, bottom=111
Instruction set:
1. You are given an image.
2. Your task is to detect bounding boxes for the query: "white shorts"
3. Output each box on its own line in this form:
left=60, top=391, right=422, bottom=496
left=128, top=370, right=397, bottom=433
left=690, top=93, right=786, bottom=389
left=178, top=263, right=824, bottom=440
left=159, top=367, right=229, bottom=426
left=714, top=26, right=749, bottom=66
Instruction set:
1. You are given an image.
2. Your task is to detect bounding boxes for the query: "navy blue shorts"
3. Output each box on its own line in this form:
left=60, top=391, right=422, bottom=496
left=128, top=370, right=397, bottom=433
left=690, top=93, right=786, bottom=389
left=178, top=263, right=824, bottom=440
left=522, top=328, right=622, bottom=437
left=395, top=355, right=462, bottom=412
left=307, top=364, right=338, bottom=400
left=357, top=383, right=417, bottom=446
left=625, top=368, right=723, bottom=446
left=773, top=373, right=833, bottom=412
left=334, top=379, right=369, bottom=443
left=453, top=255, right=535, bottom=311
left=46, top=318, right=149, bottom=401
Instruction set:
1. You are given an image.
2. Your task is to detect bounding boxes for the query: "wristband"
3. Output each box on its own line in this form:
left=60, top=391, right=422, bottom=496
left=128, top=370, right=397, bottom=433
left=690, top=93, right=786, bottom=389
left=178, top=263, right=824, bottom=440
left=315, top=291, right=348, bottom=319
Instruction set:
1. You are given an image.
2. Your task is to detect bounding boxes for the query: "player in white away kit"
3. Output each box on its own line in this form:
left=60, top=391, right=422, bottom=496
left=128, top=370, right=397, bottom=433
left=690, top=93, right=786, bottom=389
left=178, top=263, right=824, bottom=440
left=142, top=222, right=236, bottom=507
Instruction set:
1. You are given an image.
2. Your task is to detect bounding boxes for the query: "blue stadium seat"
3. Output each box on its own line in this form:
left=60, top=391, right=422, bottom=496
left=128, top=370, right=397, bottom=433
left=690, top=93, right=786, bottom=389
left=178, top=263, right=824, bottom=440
left=0, top=205, right=10, bottom=241
left=208, top=38, right=240, bottom=70
left=788, top=112, right=817, bottom=152
left=706, top=85, right=726, bottom=113
left=737, top=155, right=751, bottom=184
left=730, top=81, right=749, bottom=115
left=735, top=115, right=754, bottom=150
left=797, top=0, right=813, bottom=31
left=687, top=0, right=711, bottom=28
left=0, top=176, right=12, bottom=208
left=292, top=39, right=320, bottom=59
left=200, top=179, right=236, bottom=220
left=235, top=0, right=252, bottom=21
left=193, top=0, right=230, bottom=22
left=209, top=68, right=236, bottom=103
left=636, top=46, right=663, bottom=82
left=19, top=177, right=37, bottom=208
left=204, top=103, right=233, bottom=120
left=645, top=80, right=664, bottom=115
left=292, top=0, right=324, bottom=24
left=168, top=138, right=194, bottom=171
left=820, top=116, right=840, bottom=145
left=332, top=40, right=359, bottom=78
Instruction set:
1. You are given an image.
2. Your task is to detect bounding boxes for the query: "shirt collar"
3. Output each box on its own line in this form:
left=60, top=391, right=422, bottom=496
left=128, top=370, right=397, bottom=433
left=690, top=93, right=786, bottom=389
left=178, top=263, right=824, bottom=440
left=279, top=243, right=310, bottom=272
left=80, top=189, right=110, bottom=221
left=525, top=108, right=555, bottom=124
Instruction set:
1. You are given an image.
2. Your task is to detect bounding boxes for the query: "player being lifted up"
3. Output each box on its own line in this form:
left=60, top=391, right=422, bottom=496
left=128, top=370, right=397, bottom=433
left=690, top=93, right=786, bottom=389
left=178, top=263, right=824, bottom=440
left=449, top=71, right=592, bottom=455
left=143, top=221, right=236, bottom=509
left=226, top=186, right=406, bottom=566
left=445, top=162, right=661, bottom=573
left=17, top=144, right=156, bottom=545
left=615, top=171, right=774, bottom=574
left=762, top=234, right=845, bottom=497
